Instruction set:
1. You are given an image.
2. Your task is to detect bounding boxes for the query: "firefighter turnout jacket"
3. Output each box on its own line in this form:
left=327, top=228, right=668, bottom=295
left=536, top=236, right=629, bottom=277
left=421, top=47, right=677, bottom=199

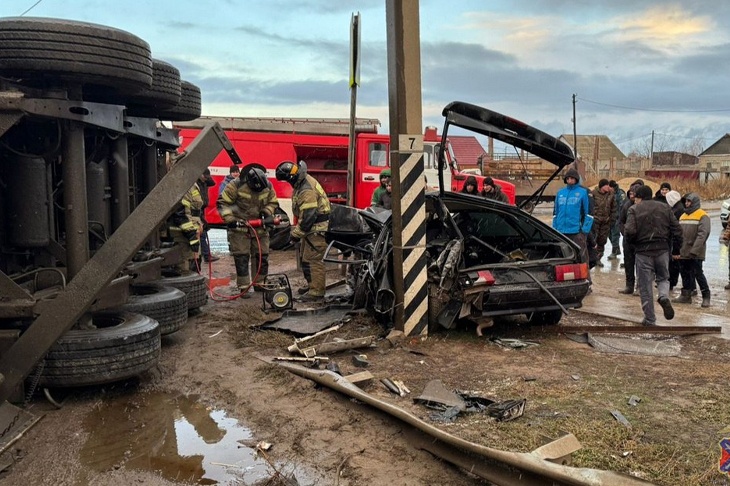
left=217, top=178, right=279, bottom=233
left=292, top=174, right=331, bottom=239
left=170, top=183, right=204, bottom=251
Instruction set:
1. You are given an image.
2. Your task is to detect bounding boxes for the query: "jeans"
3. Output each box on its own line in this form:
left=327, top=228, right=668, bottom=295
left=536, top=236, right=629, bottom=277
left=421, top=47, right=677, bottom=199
left=635, top=252, right=670, bottom=324
left=609, top=222, right=621, bottom=254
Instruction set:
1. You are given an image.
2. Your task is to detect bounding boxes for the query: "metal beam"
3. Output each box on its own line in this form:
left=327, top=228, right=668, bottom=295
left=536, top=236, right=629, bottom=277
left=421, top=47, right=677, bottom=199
left=0, top=123, right=230, bottom=403
left=544, top=325, right=721, bottom=335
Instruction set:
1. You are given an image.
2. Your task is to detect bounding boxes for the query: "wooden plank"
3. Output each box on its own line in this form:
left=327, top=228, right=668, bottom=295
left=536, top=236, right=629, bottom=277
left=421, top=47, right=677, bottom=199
left=345, top=370, right=374, bottom=385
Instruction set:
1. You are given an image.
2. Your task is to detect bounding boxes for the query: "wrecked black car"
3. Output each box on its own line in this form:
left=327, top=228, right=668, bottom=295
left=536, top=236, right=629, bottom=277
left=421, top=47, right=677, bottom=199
left=326, top=102, right=591, bottom=329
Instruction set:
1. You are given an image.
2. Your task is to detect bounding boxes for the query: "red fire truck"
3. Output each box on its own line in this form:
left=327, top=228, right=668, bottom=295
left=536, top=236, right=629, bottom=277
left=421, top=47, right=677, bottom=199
left=174, top=117, right=515, bottom=225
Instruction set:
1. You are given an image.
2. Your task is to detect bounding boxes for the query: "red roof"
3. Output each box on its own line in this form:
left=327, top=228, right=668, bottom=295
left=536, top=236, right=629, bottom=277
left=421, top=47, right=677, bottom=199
left=449, top=135, right=486, bottom=170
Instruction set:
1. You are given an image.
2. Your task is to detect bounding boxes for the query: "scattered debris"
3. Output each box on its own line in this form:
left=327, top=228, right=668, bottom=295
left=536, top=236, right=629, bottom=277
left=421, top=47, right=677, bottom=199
left=208, top=330, right=223, bottom=338
left=344, top=371, right=373, bottom=385
left=628, top=395, right=641, bottom=407
left=259, top=304, right=353, bottom=336
left=352, top=354, right=370, bottom=368
left=571, top=375, right=581, bottom=381
left=457, top=391, right=527, bottom=422
left=392, top=379, right=410, bottom=396
left=326, top=361, right=341, bottom=375
left=256, top=441, right=272, bottom=452
left=413, top=380, right=465, bottom=412
left=380, top=378, right=402, bottom=396
left=490, top=337, right=539, bottom=349
left=385, top=329, right=405, bottom=347
left=273, top=356, right=329, bottom=363
left=287, top=324, right=343, bottom=354
left=610, top=410, right=632, bottom=428
left=298, top=336, right=375, bottom=358
left=524, top=376, right=537, bottom=382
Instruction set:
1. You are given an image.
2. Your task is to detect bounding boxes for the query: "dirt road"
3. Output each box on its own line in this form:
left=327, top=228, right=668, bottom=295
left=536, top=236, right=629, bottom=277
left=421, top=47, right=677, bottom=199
left=1, top=251, right=729, bottom=486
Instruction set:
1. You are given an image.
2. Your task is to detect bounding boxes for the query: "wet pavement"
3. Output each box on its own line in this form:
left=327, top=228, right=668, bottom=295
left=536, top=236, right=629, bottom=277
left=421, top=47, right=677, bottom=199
left=81, top=391, right=312, bottom=485
left=573, top=206, right=730, bottom=339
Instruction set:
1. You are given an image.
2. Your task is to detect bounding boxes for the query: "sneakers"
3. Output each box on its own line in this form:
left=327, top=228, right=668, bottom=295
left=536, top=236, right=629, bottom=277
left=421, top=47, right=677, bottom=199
left=640, top=318, right=656, bottom=326
left=657, top=296, right=674, bottom=320
left=618, top=286, right=634, bottom=295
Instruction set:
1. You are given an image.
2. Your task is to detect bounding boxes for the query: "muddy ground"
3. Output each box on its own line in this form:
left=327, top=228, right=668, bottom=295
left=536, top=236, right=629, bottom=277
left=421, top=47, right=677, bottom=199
left=1, top=250, right=730, bottom=486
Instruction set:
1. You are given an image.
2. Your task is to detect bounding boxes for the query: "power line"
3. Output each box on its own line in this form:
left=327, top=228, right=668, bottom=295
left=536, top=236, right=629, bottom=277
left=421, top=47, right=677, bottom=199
left=20, top=0, right=44, bottom=16
left=577, top=96, right=730, bottom=113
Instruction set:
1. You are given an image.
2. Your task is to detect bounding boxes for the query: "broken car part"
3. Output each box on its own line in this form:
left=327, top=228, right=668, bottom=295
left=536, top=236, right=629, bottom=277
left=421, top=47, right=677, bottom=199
left=278, top=362, right=653, bottom=485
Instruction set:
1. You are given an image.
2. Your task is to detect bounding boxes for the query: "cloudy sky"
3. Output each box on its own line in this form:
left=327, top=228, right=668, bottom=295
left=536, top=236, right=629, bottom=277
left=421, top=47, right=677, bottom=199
left=2, top=0, right=730, bottom=156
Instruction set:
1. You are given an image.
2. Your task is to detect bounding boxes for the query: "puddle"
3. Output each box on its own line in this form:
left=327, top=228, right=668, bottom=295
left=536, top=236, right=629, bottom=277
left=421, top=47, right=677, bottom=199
left=81, top=391, right=310, bottom=484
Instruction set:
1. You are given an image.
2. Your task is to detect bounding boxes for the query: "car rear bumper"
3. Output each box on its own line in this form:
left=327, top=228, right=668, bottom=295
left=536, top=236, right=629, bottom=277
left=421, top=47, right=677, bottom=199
left=477, top=280, right=590, bottom=317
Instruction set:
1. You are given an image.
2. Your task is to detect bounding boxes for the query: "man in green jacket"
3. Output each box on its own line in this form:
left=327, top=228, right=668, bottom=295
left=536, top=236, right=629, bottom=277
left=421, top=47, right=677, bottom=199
left=371, top=169, right=391, bottom=206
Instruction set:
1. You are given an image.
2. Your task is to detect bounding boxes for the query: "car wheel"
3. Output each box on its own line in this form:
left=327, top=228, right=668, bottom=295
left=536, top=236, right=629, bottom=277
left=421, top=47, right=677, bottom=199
left=37, top=311, right=161, bottom=388
left=0, top=17, right=152, bottom=92
left=528, top=310, right=563, bottom=326
left=158, top=80, right=201, bottom=121
left=113, top=284, right=188, bottom=335
left=157, top=272, right=207, bottom=311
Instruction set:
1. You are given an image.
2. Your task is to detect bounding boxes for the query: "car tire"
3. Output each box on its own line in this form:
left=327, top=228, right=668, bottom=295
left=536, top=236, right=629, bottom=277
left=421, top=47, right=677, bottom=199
left=158, top=272, right=208, bottom=311
left=528, top=310, right=563, bottom=326
left=37, top=311, right=161, bottom=388
left=158, top=80, right=201, bottom=121
left=113, top=284, right=188, bottom=335
left=0, top=17, right=152, bottom=92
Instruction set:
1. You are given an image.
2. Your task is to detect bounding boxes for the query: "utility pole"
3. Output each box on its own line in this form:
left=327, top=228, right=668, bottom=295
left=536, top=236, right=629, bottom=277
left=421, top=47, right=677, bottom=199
left=650, top=130, right=655, bottom=165
left=386, top=0, right=428, bottom=336
left=572, top=94, right=577, bottom=157
left=346, top=12, right=361, bottom=206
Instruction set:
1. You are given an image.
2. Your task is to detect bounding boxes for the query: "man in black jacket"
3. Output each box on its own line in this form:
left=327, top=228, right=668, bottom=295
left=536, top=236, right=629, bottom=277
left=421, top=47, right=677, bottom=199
left=624, top=185, right=682, bottom=326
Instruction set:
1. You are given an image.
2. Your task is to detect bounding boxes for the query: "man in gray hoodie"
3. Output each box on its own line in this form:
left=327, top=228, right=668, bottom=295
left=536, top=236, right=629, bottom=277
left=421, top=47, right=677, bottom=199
left=674, top=193, right=711, bottom=307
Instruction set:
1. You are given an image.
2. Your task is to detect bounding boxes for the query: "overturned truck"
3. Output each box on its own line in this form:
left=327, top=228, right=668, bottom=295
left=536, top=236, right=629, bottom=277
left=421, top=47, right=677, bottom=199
left=0, top=17, right=237, bottom=412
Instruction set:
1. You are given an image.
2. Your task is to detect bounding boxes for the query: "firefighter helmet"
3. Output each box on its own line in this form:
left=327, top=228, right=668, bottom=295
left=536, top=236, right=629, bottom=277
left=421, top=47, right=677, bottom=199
left=275, top=160, right=300, bottom=185
left=245, top=167, right=268, bottom=192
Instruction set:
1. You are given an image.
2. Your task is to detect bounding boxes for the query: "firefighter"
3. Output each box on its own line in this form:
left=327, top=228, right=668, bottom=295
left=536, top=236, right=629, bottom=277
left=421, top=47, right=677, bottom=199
left=217, top=166, right=279, bottom=297
left=276, top=160, right=331, bottom=302
left=168, top=178, right=204, bottom=275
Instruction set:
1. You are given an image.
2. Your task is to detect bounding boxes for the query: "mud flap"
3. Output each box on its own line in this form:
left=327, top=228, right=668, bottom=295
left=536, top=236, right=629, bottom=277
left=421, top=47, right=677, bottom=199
left=436, top=300, right=461, bottom=329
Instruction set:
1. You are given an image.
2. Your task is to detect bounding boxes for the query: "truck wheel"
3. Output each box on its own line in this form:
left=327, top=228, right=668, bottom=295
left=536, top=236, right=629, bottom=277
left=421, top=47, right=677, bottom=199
left=113, top=284, right=188, bottom=335
left=528, top=310, right=563, bottom=326
left=125, top=59, right=182, bottom=116
left=0, top=17, right=152, bottom=92
left=37, top=311, right=161, bottom=388
left=158, top=80, right=201, bottom=121
left=158, top=272, right=207, bottom=311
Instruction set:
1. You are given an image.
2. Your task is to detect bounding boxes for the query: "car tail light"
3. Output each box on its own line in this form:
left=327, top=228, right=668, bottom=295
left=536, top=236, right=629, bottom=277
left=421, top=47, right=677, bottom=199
left=475, top=270, right=495, bottom=285
left=555, top=263, right=588, bottom=282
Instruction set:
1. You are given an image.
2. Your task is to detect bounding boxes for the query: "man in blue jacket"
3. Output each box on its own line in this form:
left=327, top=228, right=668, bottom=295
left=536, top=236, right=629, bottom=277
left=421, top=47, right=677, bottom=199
left=553, top=168, right=592, bottom=271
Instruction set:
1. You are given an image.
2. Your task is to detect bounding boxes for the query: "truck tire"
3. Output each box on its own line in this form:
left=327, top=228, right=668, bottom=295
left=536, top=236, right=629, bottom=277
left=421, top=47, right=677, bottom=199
left=125, top=59, right=182, bottom=116
left=158, top=272, right=207, bottom=311
left=0, top=17, right=152, bottom=92
left=38, top=311, right=161, bottom=388
left=158, top=80, right=201, bottom=121
left=113, top=284, right=188, bottom=335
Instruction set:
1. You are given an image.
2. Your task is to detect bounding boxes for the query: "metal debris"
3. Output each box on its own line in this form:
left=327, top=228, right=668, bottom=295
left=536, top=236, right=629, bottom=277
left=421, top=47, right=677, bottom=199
left=628, top=395, right=641, bottom=407
left=610, top=410, right=632, bottom=428
left=490, top=337, right=540, bottom=349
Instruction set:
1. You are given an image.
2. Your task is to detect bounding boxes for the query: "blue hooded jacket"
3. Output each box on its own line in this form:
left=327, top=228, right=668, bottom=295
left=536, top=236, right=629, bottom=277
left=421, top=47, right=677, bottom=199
left=553, top=168, right=592, bottom=234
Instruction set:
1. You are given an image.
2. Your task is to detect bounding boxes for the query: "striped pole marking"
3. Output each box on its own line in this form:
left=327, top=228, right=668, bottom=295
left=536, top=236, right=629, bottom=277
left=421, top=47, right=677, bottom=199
left=397, top=148, right=428, bottom=336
